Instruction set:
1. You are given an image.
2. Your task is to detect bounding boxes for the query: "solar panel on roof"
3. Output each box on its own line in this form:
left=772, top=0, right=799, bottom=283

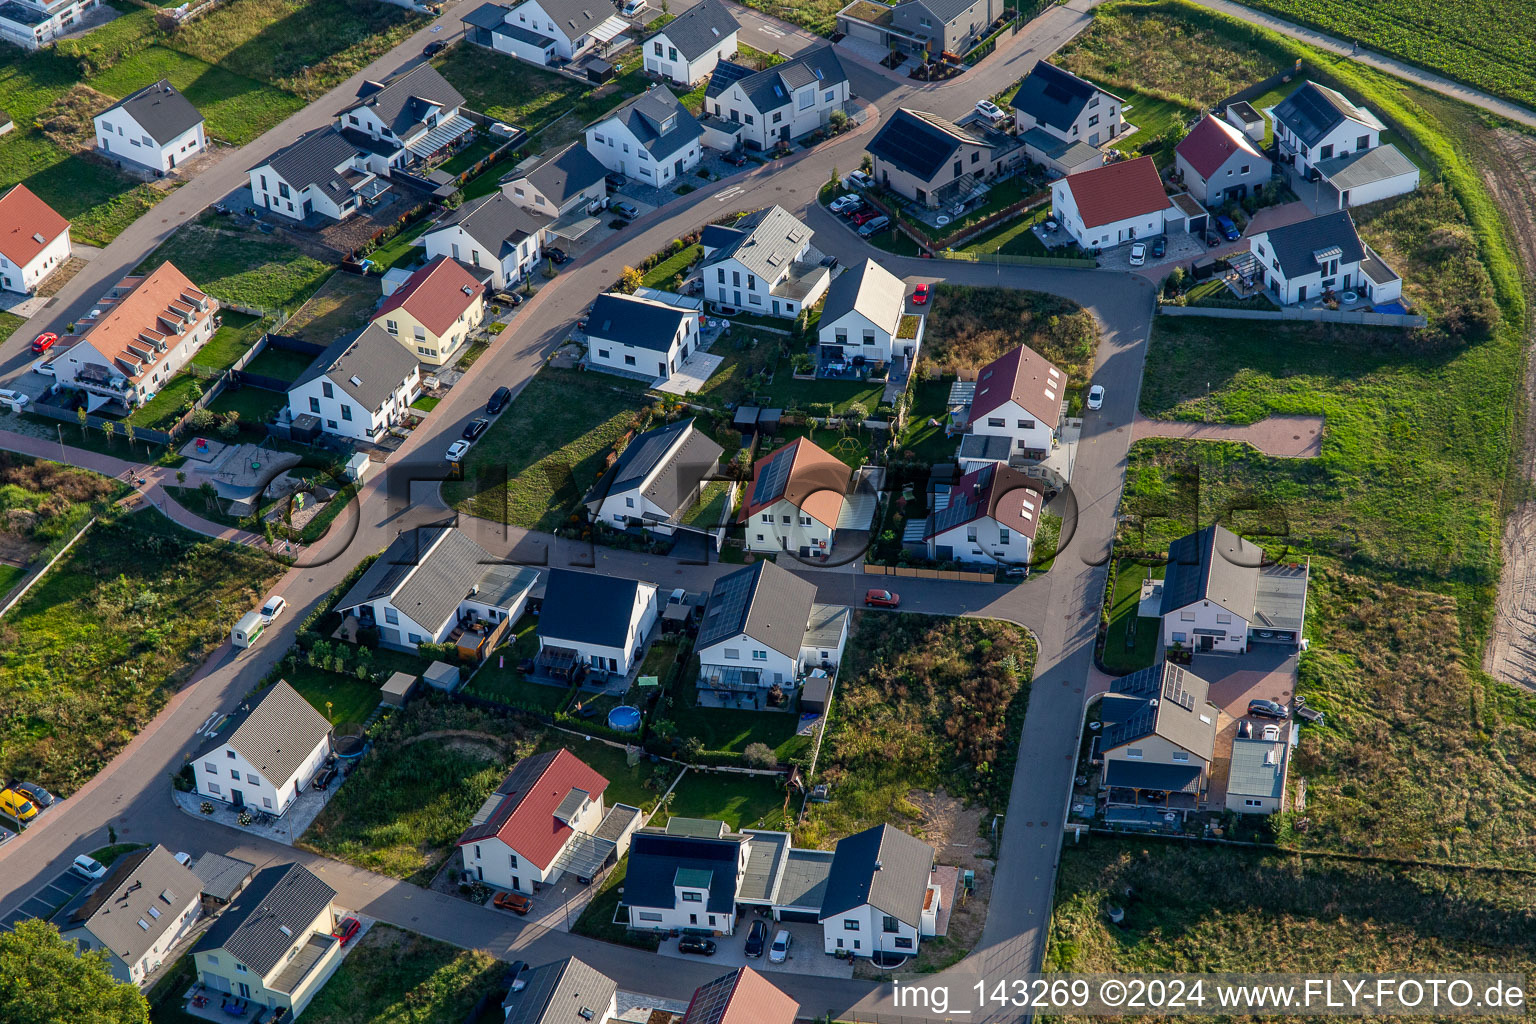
left=752, top=450, right=795, bottom=505
left=684, top=973, right=737, bottom=1024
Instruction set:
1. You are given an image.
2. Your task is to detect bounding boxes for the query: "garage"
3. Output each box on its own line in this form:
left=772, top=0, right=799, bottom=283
left=1314, top=144, right=1421, bottom=210
left=835, top=0, right=893, bottom=44
left=774, top=908, right=820, bottom=924
left=1169, top=192, right=1208, bottom=237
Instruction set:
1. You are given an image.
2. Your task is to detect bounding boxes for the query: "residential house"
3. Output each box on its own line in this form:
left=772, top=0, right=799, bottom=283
left=0, top=0, right=99, bottom=49
left=583, top=291, right=701, bottom=380
left=680, top=967, right=798, bottom=1024
left=536, top=569, right=659, bottom=678
left=1310, top=144, right=1420, bottom=209
left=501, top=957, right=618, bottom=1024
left=962, top=344, right=1065, bottom=458
left=1246, top=210, right=1402, bottom=306
left=247, top=127, right=386, bottom=224
left=835, top=0, right=997, bottom=61
left=621, top=824, right=750, bottom=935
left=287, top=325, right=421, bottom=443
left=455, top=748, right=642, bottom=893
left=1159, top=524, right=1310, bottom=652
left=694, top=560, right=849, bottom=699
left=1050, top=155, right=1170, bottom=249
left=94, top=80, right=205, bottom=174
left=191, top=680, right=330, bottom=816
left=701, top=205, right=829, bottom=318
left=921, top=462, right=1042, bottom=566
left=643, top=0, right=740, bottom=85
left=191, top=863, right=343, bottom=1018
left=583, top=417, right=724, bottom=534
left=371, top=255, right=487, bottom=366
left=502, top=142, right=609, bottom=221
left=1226, top=735, right=1288, bottom=815
left=461, top=0, right=629, bottom=65
left=1009, top=60, right=1120, bottom=175
left=58, top=846, right=201, bottom=984
left=333, top=525, right=540, bottom=652
left=1268, top=80, right=1384, bottom=178
left=819, top=823, right=940, bottom=959
left=57, top=262, right=218, bottom=411
left=423, top=191, right=548, bottom=290
left=1174, top=114, right=1269, bottom=206
left=335, top=64, right=474, bottom=175
left=866, top=107, right=1022, bottom=209
left=817, top=257, right=921, bottom=368
left=739, top=437, right=851, bottom=555
left=704, top=46, right=849, bottom=151
left=0, top=182, right=71, bottom=296
left=586, top=84, right=704, bottom=187
left=1098, top=660, right=1220, bottom=818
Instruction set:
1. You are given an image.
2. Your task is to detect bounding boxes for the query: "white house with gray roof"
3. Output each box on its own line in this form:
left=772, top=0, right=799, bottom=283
left=423, top=191, right=548, bottom=290
left=286, top=325, right=420, bottom=443
left=583, top=417, right=723, bottom=533
left=248, top=127, right=383, bottom=223
left=502, top=142, right=609, bottom=221
left=191, top=680, right=332, bottom=816
left=704, top=45, right=849, bottom=151
left=819, top=823, right=940, bottom=958
left=501, top=957, right=618, bottom=1024
left=643, top=0, right=739, bottom=86
left=1267, top=80, right=1384, bottom=178
left=94, top=79, right=206, bottom=174
left=1159, top=524, right=1310, bottom=653
left=58, top=845, right=202, bottom=984
left=584, top=291, right=701, bottom=380
left=1225, top=735, right=1288, bottom=814
left=701, top=205, right=829, bottom=318
left=585, top=84, right=704, bottom=186
left=1008, top=60, right=1119, bottom=175
left=334, top=525, right=541, bottom=652
left=694, top=560, right=848, bottom=699
left=817, top=257, right=920, bottom=366
left=1311, top=143, right=1419, bottom=210
left=537, top=569, right=659, bottom=678
left=463, top=0, right=628, bottom=64
left=335, top=64, right=474, bottom=174
left=1246, top=210, right=1402, bottom=306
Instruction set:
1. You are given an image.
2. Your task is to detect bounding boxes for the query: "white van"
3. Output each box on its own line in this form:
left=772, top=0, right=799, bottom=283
left=231, top=610, right=267, bottom=649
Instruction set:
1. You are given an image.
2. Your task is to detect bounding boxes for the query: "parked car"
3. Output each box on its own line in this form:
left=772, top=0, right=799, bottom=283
left=13, top=782, right=55, bottom=809
left=847, top=170, right=874, bottom=189
left=31, top=332, right=56, bottom=354
left=32, top=359, right=55, bottom=377
left=72, top=854, right=107, bottom=879
left=857, top=215, right=890, bottom=237
left=1151, top=235, right=1166, bottom=258
left=678, top=935, right=717, bottom=956
left=829, top=193, right=862, bottom=214
left=744, top=919, right=769, bottom=958
left=768, top=929, right=791, bottom=964
left=865, top=589, right=900, bottom=608
left=1086, top=384, right=1105, bottom=410
left=422, top=40, right=446, bottom=57
left=494, top=890, right=532, bottom=915
left=503, top=290, right=523, bottom=307
left=488, top=387, right=513, bottom=414
left=850, top=208, right=878, bottom=226
left=1248, top=698, right=1289, bottom=720
left=0, top=788, right=37, bottom=823
left=175, top=851, right=193, bottom=866
left=1216, top=215, right=1240, bottom=241
left=1128, top=241, right=1147, bottom=266
left=463, top=417, right=490, bottom=441
left=547, top=248, right=569, bottom=265
left=974, top=98, right=1006, bottom=123
left=333, top=917, right=362, bottom=945
left=723, top=151, right=749, bottom=167
left=621, top=0, right=645, bottom=14
left=445, top=440, right=471, bottom=463
left=612, top=201, right=640, bottom=220
left=312, top=766, right=337, bottom=790
left=0, top=389, right=28, bottom=413
left=820, top=255, right=839, bottom=269
left=1237, top=719, right=1254, bottom=738
left=911, top=282, right=930, bottom=305
left=259, top=595, right=287, bottom=622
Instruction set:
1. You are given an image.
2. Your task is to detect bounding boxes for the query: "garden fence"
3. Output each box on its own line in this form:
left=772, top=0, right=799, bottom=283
left=0, top=516, right=96, bottom=620
left=864, top=564, right=1003, bottom=583
left=938, top=249, right=1098, bottom=269
left=30, top=402, right=175, bottom=447
left=1157, top=304, right=1427, bottom=327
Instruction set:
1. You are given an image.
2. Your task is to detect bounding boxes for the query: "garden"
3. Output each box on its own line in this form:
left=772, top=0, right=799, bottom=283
left=299, top=925, right=503, bottom=1024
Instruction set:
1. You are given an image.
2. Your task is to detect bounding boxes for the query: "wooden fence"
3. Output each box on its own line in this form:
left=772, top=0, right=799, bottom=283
left=864, top=563, right=999, bottom=582
left=938, top=248, right=1099, bottom=269
left=1158, top=304, right=1427, bottom=327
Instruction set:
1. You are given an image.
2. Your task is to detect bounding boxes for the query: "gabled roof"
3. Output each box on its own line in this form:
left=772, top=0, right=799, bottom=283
left=456, top=749, right=609, bottom=869
left=696, top=560, right=817, bottom=659
left=924, top=462, right=1042, bottom=541
left=193, top=864, right=336, bottom=977
left=255, top=127, right=371, bottom=205
left=1102, top=660, right=1217, bottom=761
left=701, top=205, right=814, bottom=282
left=968, top=344, right=1065, bottom=424
left=502, top=957, right=617, bottom=1023
left=434, top=191, right=549, bottom=259
left=1058, top=155, right=1168, bottom=229
left=681, top=967, right=798, bottom=1024
left=867, top=107, right=991, bottom=182
left=374, top=256, right=483, bottom=338
left=518, top=0, right=618, bottom=43
left=99, top=79, right=202, bottom=145
left=738, top=436, right=850, bottom=528
left=1270, top=81, right=1384, bottom=148
left=59, top=846, right=199, bottom=966
left=820, top=258, right=905, bottom=337
left=336, top=526, right=538, bottom=631
left=1176, top=114, right=1263, bottom=180
left=647, top=0, right=739, bottom=61
left=1251, top=210, right=1364, bottom=281
left=510, top=142, right=607, bottom=209
left=819, top=824, right=932, bottom=927
left=0, top=183, right=68, bottom=268
left=190, top=680, right=331, bottom=784
left=75, top=262, right=213, bottom=383
left=705, top=46, right=846, bottom=115
left=621, top=830, right=744, bottom=915
left=583, top=417, right=723, bottom=518
left=347, top=64, right=465, bottom=139
left=593, top=84, right=703, bottom=161
left=539, top=569, right=653, bottom=648
left=1008, top=61, right=1117, bottom=134
left=584, top=292, right=692, bottom=350
left=292, top=324, right=419, bottom=411
left=1313, top=143, right=1416, bottom=191
left=1159, top=524, right=1262, bottom=619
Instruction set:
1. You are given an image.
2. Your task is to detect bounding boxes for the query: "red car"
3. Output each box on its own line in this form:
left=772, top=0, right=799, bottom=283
left=332, top=917, right=361, bottom=946
left=494, top=890, right=532, bottom=915
left=850, top=209, right=878, bottom=226
left=31, top=332, right=57, bottom=354
left=912, top=283, right=930, bottom=305
left=865, top=589, right=901, bottom=608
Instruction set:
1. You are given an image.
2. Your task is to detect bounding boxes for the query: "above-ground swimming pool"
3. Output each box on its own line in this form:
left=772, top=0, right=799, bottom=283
left=607, top=705, right=642, bottom=732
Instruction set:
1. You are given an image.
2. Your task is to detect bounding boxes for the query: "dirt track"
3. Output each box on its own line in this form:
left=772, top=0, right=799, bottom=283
left=1130, top=413, right=1324, bottom=458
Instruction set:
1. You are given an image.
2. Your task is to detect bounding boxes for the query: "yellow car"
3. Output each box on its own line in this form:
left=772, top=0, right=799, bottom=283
left=0, top=787, right=38, bottom=823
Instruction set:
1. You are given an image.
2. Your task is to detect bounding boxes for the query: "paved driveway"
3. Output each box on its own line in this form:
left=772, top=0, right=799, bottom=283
left=1, top=864, right=88, bottom=931
left=657, top=918, right=850, bottom=978
left=1189, top=648, right=1298, bottom=806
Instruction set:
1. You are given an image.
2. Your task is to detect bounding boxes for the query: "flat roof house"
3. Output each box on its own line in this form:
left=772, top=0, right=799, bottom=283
left=583, top=291, right=702, bottom=382
left=0, top=0, right=101, bottom=50
left=1098, top=660, right=1220, bottom=820
left=1246, top=209, right=1402, bottom=306
left=1009, top=60, right=1119, bottom=176
left=287, top=324, right=421, bottom=443
left=583, top=416, right=723, bottom=535
left=1226, top=735, right=1288, bottom=815
left=1050, top=155, right=1170, bottom=250
left=1268, top=80, right=1384, bottom=178
left=695, top=560, right=848, bottom=700
left=58, top=845, right=201, bottom=985
left=424, top=191, right=549, bottom=291
left=739, top=436, right=852, bottom=556
left=94, top=79, right=205, bottom=174
left=922, top=462, right=1043, bottom=567
left=0, top=182, right=70, bottom=296
left=681, top=966, right=798, bottom=1024
left=1174, top=114, right=1270, bottom=207
left=867, top=107, right=1022, bottom=210
left=703, top=46, right=849, bottom=152
left=1160, top=524, right=1310, bottom=653
left=643, top=0, right=740, bottom=86
left=586, top=83, right=705, bottom=188
left=372, top=255, right=488, bottom=367
left=820, top=823, right=941, bottom=960
left=191, top=680, right=332, bottom=818
left=818, top=257, right=922, bottom=371
left=536, top=568, right=659, bottom=680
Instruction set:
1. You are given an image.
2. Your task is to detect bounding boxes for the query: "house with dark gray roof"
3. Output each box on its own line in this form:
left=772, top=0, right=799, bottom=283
left=247, top=127, right=386, bottom=224
left=1097, top=661, right=1219, bottom=818
left=621, top=827, right=751, bottom=935
left=1311, top=143, right=1420, bottom=210
left=583, top=417, right=723, bottom=534
left=643, top=0, right=740, bottom=86
left=334, top=525, right=540, bottom=654
left=867, top=107, right=1022, bottom=209
left=536, top=569, right=659, bottom=678
left=337, top=63, right=475, bottom=173
left=58, top=845, right=201, bottom=984
left=1159, top=524, right=1310, bottom=652
left=467, top=0, right=629, bottom=64
left=1246, top=209, right=1402, bottom=307
left=586, top=84, right=704, bottom=186
left=836, top=0, right=998, bottom=64
left=694, top=560, right=847, bottom=698
left=584, top=291, right=703, bottom=381
left=819, top=823, right=939, bottom=959
left=1007, top=60, right=1122, bottom=175
left=502, top=957, right=618, bottom=1024
left=94, top=79, right=206, bottom=174
left=191, top=680, right=332, bottom=817
left=192, top=863, right=343, bottom=1019
left=1268, top=80, right=1385, bottom=178
left=286, top=324, right=421, bottom=443
left=423, top=191, right=549, bottom=290
left=817, top=257, right=920, bottom=368
left=704, top=45, right=849, bottom=152
left=503, top=142, right=610, bottom=223
left=700, top=205, right=829, bottom=319
left=191, top=853, right=255, bottom=905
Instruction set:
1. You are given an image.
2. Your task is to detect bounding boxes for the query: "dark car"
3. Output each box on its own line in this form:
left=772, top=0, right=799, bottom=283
left=612, top=201, right=640, bottom=220
left=1216, top=215, right=1241, bottom=241
left=1248, top=698, right=1289, bottom=720
left=312, top=767, right=337, bottom=790
left=463, top=417, right=490, bottom=441
left=505, top=291, right=522, bottom=307
left=423, top=40, right=446, bottom=57
left=547, top=248, right=569, bottom=265
left=677, top=936, right=716, bottom=956
left=488, top=386, right=513, bottom=414
left=1151, top=235, right=1166, bottom=258
left=744, top=919, right=769, bottom=958
left=605, top=173, right=626, bottom=190
left=13, top=782, right=55, bottom=808
left=333, top=917, right=361, bottom=945
left=723, top=151, right=748, bottom=167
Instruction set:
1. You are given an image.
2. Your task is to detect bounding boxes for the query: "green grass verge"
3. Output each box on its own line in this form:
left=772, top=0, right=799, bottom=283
left=663, top=770, right=791, bottom=831
left=189, top=312, right=266, bottom=372
left=125, top=374, right=203, bottom=430
left=242, top=344, right=318, bottom=383
left=640, top=244, right=702, bottom=289
left=958, top=204, right=1051, bottom=257
left=679, top=480, right=731, bottom=528
left=895, top=378, right=956, bottom=464
left=1100, top=559, right=1161, bottom=673
left=571, top=856, right=663, bottom=950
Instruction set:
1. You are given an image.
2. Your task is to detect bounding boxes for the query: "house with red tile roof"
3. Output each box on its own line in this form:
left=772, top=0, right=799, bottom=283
left=371, top=256, right=488, bottom=366
left=0, top=183, right=71, bottom=297
left=58, top=262, right=218, bottom=411
left=456, top=748, right=642, bottom=893
left=1175, top=114, right=1269, bottom=207
left=681, top=966, right=798, bottom=1024
left=1049, top=155, right=1171, bottom=250
left=739, top=436, right=852, bottom=556
left=923, top=462, right=1043, bottom=567
left=963, top=344, right=1065, bottom=458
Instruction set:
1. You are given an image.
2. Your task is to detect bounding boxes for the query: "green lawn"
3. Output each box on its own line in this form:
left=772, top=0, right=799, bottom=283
left=661, top=657, right=811, bottom=761
left=126, top=374, right=204, bottom=430
left=0, top=563, right=26, bottom=602
left=136, top=218, right=333, bottom=315
left=300, top=925, right=502, bottom=1024
left=242, top=345, right=318, bottom=383
left=0, top=312, right=23, bottom=347
left=680, top=480, right=731, bottom=528
left=433, top=44, right=588, bottom=142
left=571, top=856, right=662, bottom=950
left=688, top=339, right=885, bottom=415
left=663, top=771, right=791, bottom=831
left=959, top=204, right=1051, bottom=257
left=641, top=244, right=702, bottom=289
left=410, top=395, right=441, bottom=413
left=1104, top=84, right=1199, bottom=166
left=895, top=378, right=956, bottom=464
left=87, top=45, right=304, bottom=144
left=444, top=368, right=650, bottom=530
left=206, top=386, right=286, bottom=425
left=367, top=218, right=434, bottom=273
left=189, top=312, right=266, bottom=371
left=282, top=271, right=383, bottom=343
left=761, top=367, right=886, bottom=415
left=438, top=135, right=500, bottom=176
left=528, top=734, right=677, bottom=814
left=464, top=617, right=571, bottom=713
left=1100, top=559, right=1161, bottom=673
left=284, top=646, right=433, bottom=725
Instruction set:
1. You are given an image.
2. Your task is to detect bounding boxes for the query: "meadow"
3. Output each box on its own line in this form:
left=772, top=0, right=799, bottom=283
left=300, top=925, right=502, bottom=1024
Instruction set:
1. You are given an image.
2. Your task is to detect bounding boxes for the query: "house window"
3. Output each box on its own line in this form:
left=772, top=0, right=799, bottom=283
left=385, top=319, right=399, bottom=335
left=653, top=42, right=662, bottom=55
left=384, top=607, right=399, bottom=625
left=207, top=782, right=220, bottom=795
left=234, top=964, right=247, bottom=974
left=772, top=111, right=783, bottom=124
left=1126, top=748, right=1143, bottom=758
left=724, top=649, right=740, bottom=659
left=967, top=526, right=978, bottom=542
left=278, top=182, right=290, bottom=200
left=638, top=911, right=664, bottom=921
left=999, top=527, right=1010, bottom=544
left=681, top=891, right=703, bottom=902
left=308, top=397, right=320, bottom=413
left=987, top=417, right=1004, bottom=427
left=230, top=769, right=240, bottom=779
left=752, top=650, right=767, bottom=661
left=1089, top=94, right=1099, bottom=108
left=1241, top=164, right=1251, bottom=173
left=341, top=405, right=352, bottom=421
left=262, top=797, right=273, bottom=808
left=1216, top=613, right=1232, bottom=624
left=321, top=381, right=333, bottom=398
left=408, top=633, right=424, bottom=645
left=204, top=762, right=217, bottom=773
left=1172, top=751, right=1190, bottom=762
left=669, top=46, right=677, bottom=61
left=1016, top=419, right=1034, bottom=429
left=227, top=751, right=236, bottom=759
left=1357, top=134, right=1370, bottom=150
left=1088, top=114, right=1099, bottom=127
left=844, top=919, right=859, bottom=930
left=717, top=269, right=725, bottom=283
left=882, top=915, right=899, bottom=933
left=895, top=937, right=914, bottom=948
left=1180, top=610, right=1196, bottom=621
left=509, top=854, right=519, bottom=868
left=746, top=274, right=755, bottom=289
left=624, top=355, right=636, bottom=366
left=798, top=89, right=814, bottom=110
left=625, top=497, right=634, bottom=508
left=597, top=349, right=609, bottom=359
left=246, top=773, right=259, bottom=785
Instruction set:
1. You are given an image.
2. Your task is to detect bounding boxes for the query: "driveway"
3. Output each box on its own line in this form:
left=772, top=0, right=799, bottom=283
left=657, top=918, right=851, bottom=978
left=1130, top=412, right=1325, bottom=458
left=0, top=864, right=89, bottom=931
left=1188, top=647, right=1298, bottom=806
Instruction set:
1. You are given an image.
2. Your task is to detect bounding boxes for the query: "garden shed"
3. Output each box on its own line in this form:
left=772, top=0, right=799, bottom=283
left=380, top=671, right=419, bottom=707
left=424, top=660, right=461, bottom=693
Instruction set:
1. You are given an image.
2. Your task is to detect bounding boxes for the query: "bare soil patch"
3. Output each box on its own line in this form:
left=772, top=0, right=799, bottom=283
left=283, top=271, right=381, bottom=341
left=37, top=85, right=116, bottom=155
left=908, top=789, right=994, bottom=973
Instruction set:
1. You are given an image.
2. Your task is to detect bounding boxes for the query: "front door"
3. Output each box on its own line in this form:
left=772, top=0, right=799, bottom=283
left=674, top=158, right=684, bottom=176
left=168, top=153, right=175, bottom=169
left=771, top=299, right=780, bottom=315
left=732, top=290, right=741, bottom=307
left=780, top=126, right=790, bottom=141
left=1198, top=635, right=1215, bottom=651
left=512, top=876, right=521, bottom=891
left=230, top=789, right=244, bottom=807
left=1298, top=285, right=1307, bottom=302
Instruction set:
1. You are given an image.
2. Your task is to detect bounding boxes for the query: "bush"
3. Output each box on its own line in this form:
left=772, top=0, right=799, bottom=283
left=743, top=742, right=778, bottom=769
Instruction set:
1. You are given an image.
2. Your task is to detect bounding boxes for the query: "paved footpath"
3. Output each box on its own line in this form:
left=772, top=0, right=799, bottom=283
left=1130, top=412, right=1324, bottom=458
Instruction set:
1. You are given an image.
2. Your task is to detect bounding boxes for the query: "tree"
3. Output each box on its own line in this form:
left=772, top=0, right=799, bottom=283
left=77, top=405, right=87, bottom=440
left=198, top=481, right=217, bottom=512
left=845, top=401, right=870, bottom=434
left=175, top=471, right=186, bottom=486
left=101, top=420, right=115, bottom=446
left=618, top=265, right=643, bottom=293
left=743, top=742, right=778, bottom=769
left=124, top=423, right=136, bottom=453
left=0, top=919, right=150, bottom=1024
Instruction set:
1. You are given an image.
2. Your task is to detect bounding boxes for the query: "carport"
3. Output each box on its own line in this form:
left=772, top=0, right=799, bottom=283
left=547, top=210, right=602, bottom=243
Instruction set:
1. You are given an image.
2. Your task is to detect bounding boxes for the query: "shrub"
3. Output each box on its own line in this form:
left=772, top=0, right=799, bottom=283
left=743, top=742, right=778, bottom=769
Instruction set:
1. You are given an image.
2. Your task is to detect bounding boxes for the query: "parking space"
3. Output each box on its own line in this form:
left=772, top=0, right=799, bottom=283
left=1188, top=648, right=1298, bottom=807
left=656, top=918, right=851, bottom=978
left=0, top=865, right=90, bottom=932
